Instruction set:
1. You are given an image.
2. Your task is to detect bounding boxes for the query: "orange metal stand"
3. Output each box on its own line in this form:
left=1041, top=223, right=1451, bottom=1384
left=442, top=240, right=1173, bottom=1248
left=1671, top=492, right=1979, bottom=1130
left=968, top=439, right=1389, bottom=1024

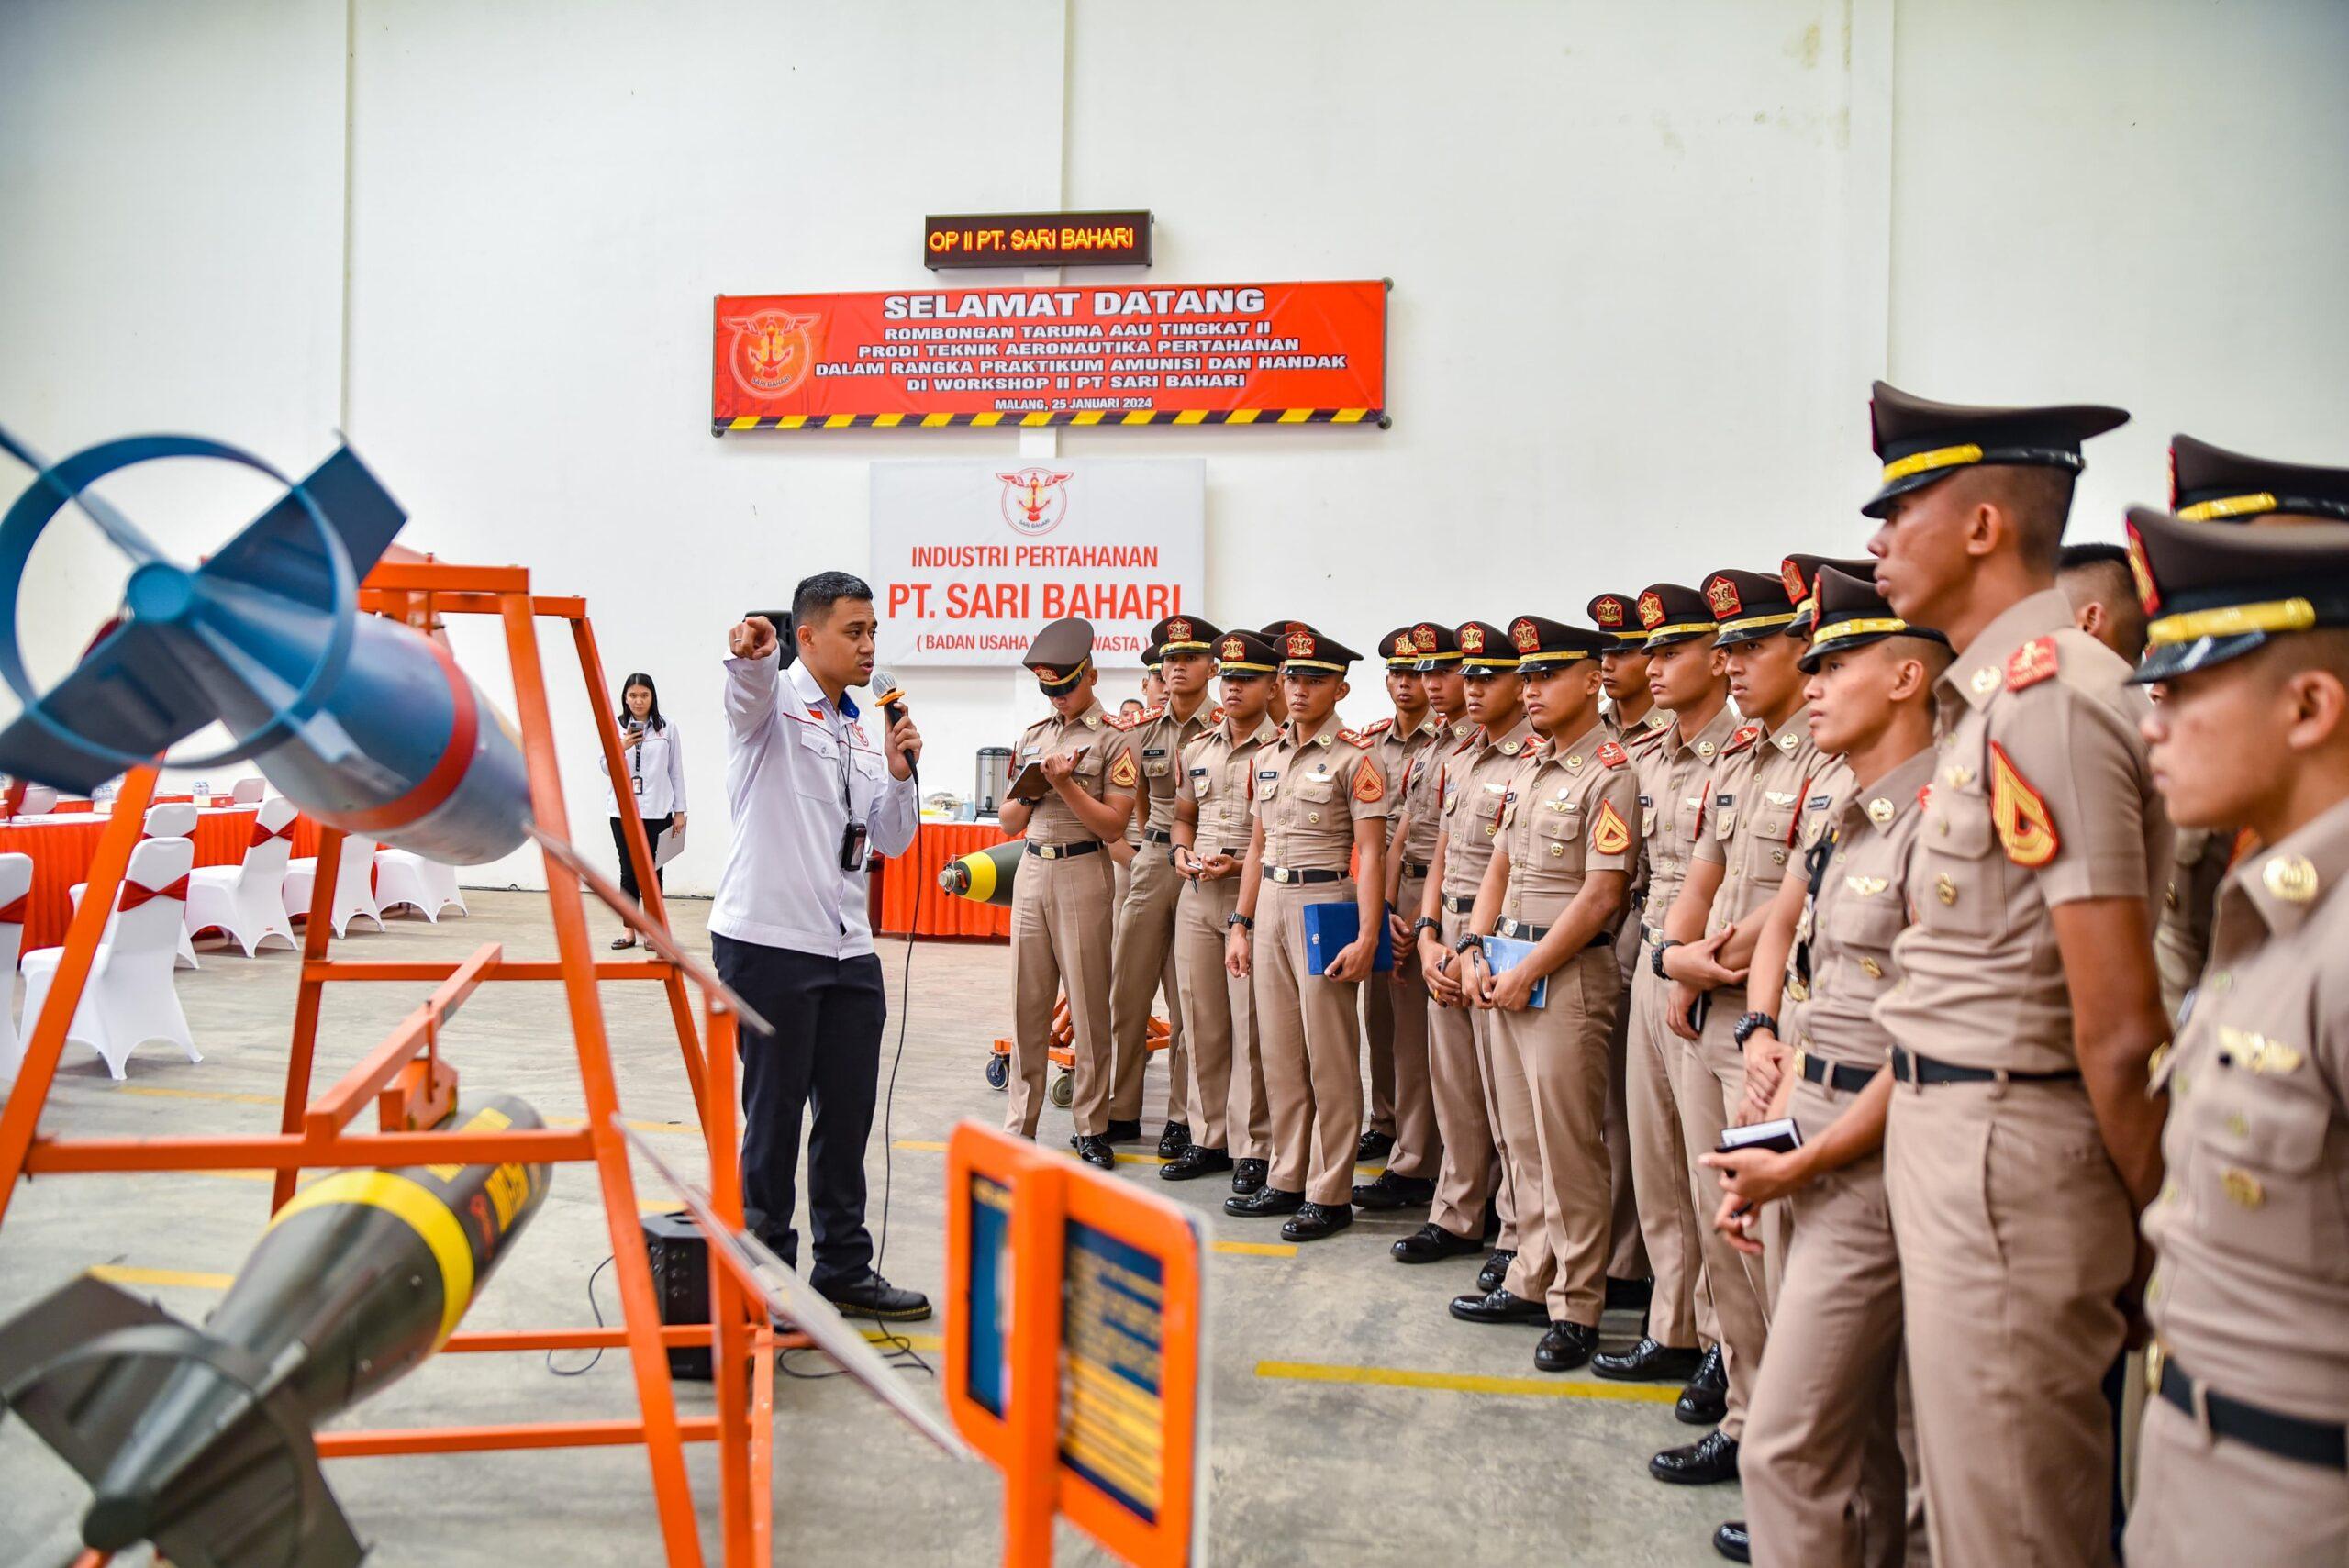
left=0, top=561, right=776, bottom=1567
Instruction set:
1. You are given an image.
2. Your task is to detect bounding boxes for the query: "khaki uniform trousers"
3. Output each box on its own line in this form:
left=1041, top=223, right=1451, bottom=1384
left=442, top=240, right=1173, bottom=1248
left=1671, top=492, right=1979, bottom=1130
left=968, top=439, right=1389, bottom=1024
left=2127, top=1395, right=2349, bottom=1568
left=1006, top=849, right=1116, bottom=1138
left=1253, top=879, right=1366, bottom=1207
left=1427, top=908, right=1516, bottom=1243
left=1364, top=955, right=1396, bottom=1137
left=1172, top=871, right=1269, bottom=1161
left=1491, top=944, right=1620, bottom=1327
left=1109, top=844, right=1187, bottom=1125
left=1626, top=957, right=1710, bottom=1349
left=1382, top=871, right=1441, bottom=1179
left=1674, top=995, right=1772, bottom=1439
left=1886, top=1081, right=2133, bottom=1568
left=1743, top=1077, right=1923, bottom=1568
left=1607, top=910, right=1649, bottom=1281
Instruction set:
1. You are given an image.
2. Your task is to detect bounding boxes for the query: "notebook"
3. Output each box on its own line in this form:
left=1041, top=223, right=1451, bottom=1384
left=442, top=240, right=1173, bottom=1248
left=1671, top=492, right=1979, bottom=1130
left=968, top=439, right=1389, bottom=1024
left=1302, top=899, right=1395, bottom=975
left=1477, top=934, right=1549, bottom=1009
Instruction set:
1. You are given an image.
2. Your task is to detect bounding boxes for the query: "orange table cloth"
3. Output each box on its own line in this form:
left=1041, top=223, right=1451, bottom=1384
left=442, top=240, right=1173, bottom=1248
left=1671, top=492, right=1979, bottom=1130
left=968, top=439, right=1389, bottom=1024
left=0, top=806, right=321, bottom=949
left=876, top=821, right=1014, bottom=940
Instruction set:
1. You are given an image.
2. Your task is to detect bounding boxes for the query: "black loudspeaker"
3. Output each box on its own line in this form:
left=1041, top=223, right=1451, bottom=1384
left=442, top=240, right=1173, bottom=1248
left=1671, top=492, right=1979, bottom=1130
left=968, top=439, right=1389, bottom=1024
left=641, top=1207, right=764, bottom=1380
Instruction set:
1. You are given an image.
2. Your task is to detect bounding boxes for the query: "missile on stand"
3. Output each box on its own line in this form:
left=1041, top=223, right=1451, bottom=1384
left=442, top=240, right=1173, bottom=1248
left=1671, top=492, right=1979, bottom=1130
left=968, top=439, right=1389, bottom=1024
left=939, top=839, right=1024, bottom=908
left=0, top=1095, right=552, bottom=1568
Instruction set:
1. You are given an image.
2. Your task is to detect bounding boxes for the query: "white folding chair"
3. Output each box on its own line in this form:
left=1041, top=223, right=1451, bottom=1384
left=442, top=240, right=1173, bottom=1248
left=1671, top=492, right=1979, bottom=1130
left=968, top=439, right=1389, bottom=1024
left=70, top=802, right=202, bottom=968
left=19, top=837, right=199, bottom=1080
left=0, top=853, right=33, bottom=1079
left=284, top=830, right=384, bottom=938
left=230, top=777, right=265, bottom=804
left=15, top=784, right=56, bottom=817
left=373, top=847, right=469, bottom=923
left=184, top=796, right=299, bottom=957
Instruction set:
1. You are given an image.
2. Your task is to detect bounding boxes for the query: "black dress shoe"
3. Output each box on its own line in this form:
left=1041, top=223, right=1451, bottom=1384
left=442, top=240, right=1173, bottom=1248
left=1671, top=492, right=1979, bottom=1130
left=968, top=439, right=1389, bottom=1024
left=1449, top=1287, right=1546, bottom=1325
left=818, top=1272, right=932, bottom=1322
left=1074, top=1135, right=1116, bottom=1170
left=1230, top=1158, right=1268, bottom=1195
left=1224, top=1185, right=1303, bottom=1218
left=1650, top=1429, right=1741, bottom=1485
left=1676, top=1345, right=1728, bottom=1425
left=1281, top=1202, right=1353, bottom=1241
left=1107, top=1118, right=1143, bottom=1143
left=1476, top=1249, right=1516, bottom=1294
left=1159, top=1145, right=1232, bottom=1181
left=1156, top=1120, right=1192, bottom=1158
left=1711, top=1520, right=1751, bottom=1563
left=1355, top=1128, right=1395, bottom=1162
left=1605, top=1275, right=1655, bottom=1312
left=1351, top=1169, right=1436, bottom=1210
left=1535, top=1320, right=1600, bottom=1373
left=1591, top=1337, right=1705, bottom=1383
left=1391, top=1223, right=1483, bottom=1264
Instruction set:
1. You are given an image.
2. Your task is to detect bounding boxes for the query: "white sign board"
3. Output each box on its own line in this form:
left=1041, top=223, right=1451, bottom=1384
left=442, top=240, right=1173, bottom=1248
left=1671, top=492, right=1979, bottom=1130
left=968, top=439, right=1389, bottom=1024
left=871, top=459, right=1205, bottom=668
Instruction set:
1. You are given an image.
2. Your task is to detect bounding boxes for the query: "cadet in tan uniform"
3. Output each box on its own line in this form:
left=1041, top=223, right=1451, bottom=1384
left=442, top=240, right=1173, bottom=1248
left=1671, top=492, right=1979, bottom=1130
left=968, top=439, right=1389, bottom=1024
left=2122, top=507, right=2349, bottom=1568
left=1647, top=567, right=1853, bottom=1485
left=1163, top=629, right=1281, bottom=1191
left=1698, top=566, right=1950, bottom=1568
left=1108, top=616, right=1221, bottom=1155
left=1362, top=621, right=1468, bottom=1215
left=1449, top=618, right=1639, bottom=1374
left=1593, top=592, right=1669, bottom=1303
left=1862, top=384, right=2171, bottom=1567
left=998, top=617, right=1138, bottom=1168
left=1355, top=627, right=1445, bottom=1179
left=1224, top=625, right=1389, bottom=1241
left=1595, top=584, right=1736, bottom=1402
left=1394, top=623, right=1536, bottom=1284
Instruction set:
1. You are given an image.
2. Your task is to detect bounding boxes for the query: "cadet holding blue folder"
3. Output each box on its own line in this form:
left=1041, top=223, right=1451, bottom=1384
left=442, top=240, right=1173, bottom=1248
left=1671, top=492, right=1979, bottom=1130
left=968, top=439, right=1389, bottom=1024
left=1452, top=616, right=1641, bottom=1373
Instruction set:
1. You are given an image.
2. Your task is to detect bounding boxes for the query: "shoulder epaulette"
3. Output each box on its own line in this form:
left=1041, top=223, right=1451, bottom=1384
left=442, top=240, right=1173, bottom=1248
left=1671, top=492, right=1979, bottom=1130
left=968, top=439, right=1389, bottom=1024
left=1359, top=717, right=1394, bottom=737
left=1208, top=705, right=1225, bottom=724
left=2005, top=636, right=2059, bottom=693
left=1336, top=727, right=1375, bottom=749
left=1597, top=741, right=1629, bottom=769
left=1722, top=723, right=1764, bottom=756
left=1106, top=712, right=1139, bottom=732
left=1140, top=703, right=1168, bottom=722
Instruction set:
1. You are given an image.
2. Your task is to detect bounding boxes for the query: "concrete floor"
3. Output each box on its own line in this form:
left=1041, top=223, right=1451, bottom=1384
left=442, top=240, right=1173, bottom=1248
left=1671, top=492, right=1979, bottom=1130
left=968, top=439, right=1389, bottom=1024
left=0, top=890, right=1734, bottom=1567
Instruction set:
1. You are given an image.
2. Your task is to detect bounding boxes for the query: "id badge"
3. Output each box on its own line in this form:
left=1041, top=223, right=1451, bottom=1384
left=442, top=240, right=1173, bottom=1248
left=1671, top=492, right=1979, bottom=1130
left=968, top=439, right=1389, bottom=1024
left=631, top=775, right=644, bottom=795
left=839, top=819, right=870, bottom=871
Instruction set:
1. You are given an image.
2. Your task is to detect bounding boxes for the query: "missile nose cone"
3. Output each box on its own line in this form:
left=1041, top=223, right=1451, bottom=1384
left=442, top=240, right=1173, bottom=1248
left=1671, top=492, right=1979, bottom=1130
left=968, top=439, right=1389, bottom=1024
left=125, top=560, right=198, bottom=624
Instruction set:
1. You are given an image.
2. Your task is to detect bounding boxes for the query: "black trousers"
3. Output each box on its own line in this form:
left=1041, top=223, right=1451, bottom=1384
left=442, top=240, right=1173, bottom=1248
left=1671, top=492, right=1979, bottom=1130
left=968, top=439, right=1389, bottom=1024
left=711, top=932, right=884, bottom=1291
left=610, top=813, right=671, bottom=903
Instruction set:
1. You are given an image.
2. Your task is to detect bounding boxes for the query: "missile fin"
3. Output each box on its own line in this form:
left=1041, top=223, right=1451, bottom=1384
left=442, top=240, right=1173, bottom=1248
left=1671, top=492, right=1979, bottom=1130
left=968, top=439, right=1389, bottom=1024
left=0, top=1275, right=183, bottom=1483
left=197, top=445, right=407, bottom=603
left=0, top=625, right=216, bottom=792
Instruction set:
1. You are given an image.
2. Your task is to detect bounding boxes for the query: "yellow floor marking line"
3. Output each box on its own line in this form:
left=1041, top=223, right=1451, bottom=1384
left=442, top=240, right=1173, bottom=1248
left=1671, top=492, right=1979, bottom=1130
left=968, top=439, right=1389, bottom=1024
left=1256, top=1359, right=1681, bottom=1404
left=859, top=1329, right=944, bottom=1352
left=115, top=1084, right=284, bottom=1106
left=1209, top=1240, right=1297, bottom=1258
left=89, top=1263, right=236, bottom=1291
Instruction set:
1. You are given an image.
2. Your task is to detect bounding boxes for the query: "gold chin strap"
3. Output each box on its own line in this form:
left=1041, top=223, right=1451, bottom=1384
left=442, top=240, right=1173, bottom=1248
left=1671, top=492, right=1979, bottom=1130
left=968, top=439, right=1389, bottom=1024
left=1880, top=442, right=1984, bottom=483
left=2176, top=493, right=2278, bottom=522
left=1641, top=621, right=1714, bottom=641
left=2146, top=598, right=2317, bottom=647
left=1811, top=616, right=1909, bottom=648
left=1516, top=651, right=1592, bottom=666
left=1716, top=610, right=1799, bottom=636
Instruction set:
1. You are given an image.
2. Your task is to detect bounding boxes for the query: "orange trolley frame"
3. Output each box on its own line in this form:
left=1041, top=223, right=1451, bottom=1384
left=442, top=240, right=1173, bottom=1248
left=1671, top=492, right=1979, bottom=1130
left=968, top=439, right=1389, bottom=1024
left=0, top=559, right=779, bottom=1568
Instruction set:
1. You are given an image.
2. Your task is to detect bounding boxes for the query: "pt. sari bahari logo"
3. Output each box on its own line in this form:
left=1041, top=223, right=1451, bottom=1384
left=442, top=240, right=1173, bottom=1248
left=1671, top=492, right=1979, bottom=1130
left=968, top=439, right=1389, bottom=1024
left=724, top=308, right=820, bottom=398
left=996, top=467, right=1074, bottom=536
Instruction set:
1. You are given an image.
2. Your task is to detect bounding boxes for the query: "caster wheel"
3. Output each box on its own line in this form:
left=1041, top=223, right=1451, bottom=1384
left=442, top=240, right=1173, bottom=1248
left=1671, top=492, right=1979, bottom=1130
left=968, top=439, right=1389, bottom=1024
left=985, top=1053, right=1009, bottom=1090
left=1049, top=1072, right=1074, bottom=1109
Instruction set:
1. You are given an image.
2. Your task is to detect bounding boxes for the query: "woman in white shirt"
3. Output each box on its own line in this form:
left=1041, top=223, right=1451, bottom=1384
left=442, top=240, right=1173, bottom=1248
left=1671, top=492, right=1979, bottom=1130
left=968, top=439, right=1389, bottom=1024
left=601, top=672, right=687, bottom=948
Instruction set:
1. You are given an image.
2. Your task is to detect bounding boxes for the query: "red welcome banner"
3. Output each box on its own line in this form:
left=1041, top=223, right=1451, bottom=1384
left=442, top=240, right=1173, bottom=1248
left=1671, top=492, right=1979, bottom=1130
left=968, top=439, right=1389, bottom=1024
left=712, top=279, right=1386, bottom=432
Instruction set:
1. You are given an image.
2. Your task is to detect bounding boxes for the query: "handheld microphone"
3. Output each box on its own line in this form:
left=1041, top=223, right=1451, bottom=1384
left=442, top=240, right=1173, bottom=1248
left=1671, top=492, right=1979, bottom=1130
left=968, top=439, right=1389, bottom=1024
left=869, top=668, right=915, bottom=774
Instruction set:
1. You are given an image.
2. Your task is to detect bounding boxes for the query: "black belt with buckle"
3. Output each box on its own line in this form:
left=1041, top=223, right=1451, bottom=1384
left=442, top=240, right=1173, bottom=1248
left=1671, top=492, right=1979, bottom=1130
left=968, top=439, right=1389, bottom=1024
left=1026, top=840, right=1102, bottom=861
left=1888, top=1045, right=2079, bottom=1086
left=1399, top=860, right=1432, bottom=880
left=1798, top=1049, right=1881, bottom=1095
left=1263, top=865, right=1344, bottom=885
left=1493, top=917, right=1610, bottom=951
left=1143, top=828, right=1172, bottom=844
left=2156, top=1351, right=2349, bottom=1471
left=1442, top=893, right=1475, bottom=915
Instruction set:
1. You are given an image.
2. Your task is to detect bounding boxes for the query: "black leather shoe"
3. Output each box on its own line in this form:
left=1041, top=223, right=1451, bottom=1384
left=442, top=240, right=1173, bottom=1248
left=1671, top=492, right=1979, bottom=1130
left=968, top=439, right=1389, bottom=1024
left=818, top=1272, right=932, bottom=1322
left=1449, top=1287, right=1546, bottom=1325
left=1281, top=1202, right=1353, bottom=1241
left=1591, top=1337, right=1705, bottom=1383
left=1476, top=1249, right=1516, bottom=1294
left=1605, top=1275, right=1655, bottom=1312
left=1157, top=1120, right=1191, bottom=1158
left=1225, top=1185, right=1303, bottom=1218
left=1676, top=1345, right=1728, bottom=1425
left=1535, top=1320, right=1600, bottom=1373
left=1230, top=1158, right=1268, bottom=1195
left=1391, top=1223, right=1483, bottom=1264
left=1074, top=1135, right=1116, bottom=1170
left=1071, top=1122, right=1144, bottom=1150
left=1650, top=1429, right=1740, bottom=1485
left=1351, top=1169, right=1435, bottom=1210
left=1711, top=1520, right=1751, bottom=1562
left=1159, top=1144, right=1231, bottom=1182
left=1355, top=1129, right=1395, bottom=1162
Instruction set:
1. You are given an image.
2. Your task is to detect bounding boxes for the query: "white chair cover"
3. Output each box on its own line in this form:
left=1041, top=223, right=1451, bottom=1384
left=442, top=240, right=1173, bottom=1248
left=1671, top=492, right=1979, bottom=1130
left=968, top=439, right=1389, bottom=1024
left=283, top=830, right=384, bottom=938
left=183, top=795, right=298, bottom=958
left=19, top=837, right=199, bottom=1080
left=373, top=847, right=469, bottom=923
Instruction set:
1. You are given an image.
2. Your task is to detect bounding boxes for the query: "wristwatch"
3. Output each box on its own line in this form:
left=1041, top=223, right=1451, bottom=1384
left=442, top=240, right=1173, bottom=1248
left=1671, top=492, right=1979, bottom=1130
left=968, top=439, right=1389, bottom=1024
left=1411, top=917, right=1442, bottom=936
left=1732, top=1011, right=1779, bottom=1048
left=1226, top=912, right=1253, bottom=932
left=1453, top=932, right=1484, bottom=955
left=1649, top=937, right=1681, bottom=980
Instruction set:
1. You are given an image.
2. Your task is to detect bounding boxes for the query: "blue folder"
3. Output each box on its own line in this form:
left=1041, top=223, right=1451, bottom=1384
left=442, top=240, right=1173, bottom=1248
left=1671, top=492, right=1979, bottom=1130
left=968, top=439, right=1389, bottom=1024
left=1478, top=934, right=1549, bottom=1009
left=1302, top=899, right=1394, bottom=975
